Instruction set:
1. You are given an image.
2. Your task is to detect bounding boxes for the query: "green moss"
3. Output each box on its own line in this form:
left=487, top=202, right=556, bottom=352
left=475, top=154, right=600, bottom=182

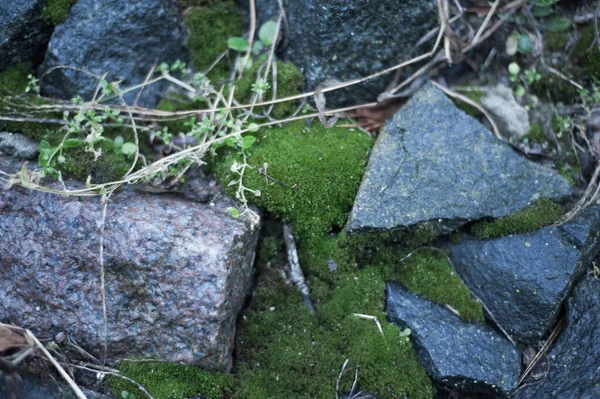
left=185, top=1, right=244, bottom=80
left=0, top=63, right=30, bottom=96
left=213, top=120, right=373, bottom=239
left=545, top=31, right=568, bottom=52
left=58, top=139, right=132, bottom=183
left=558, top=164, right=577, bottom=186
left=523, top=123, right=546, bottom=144
left=471, top=199, right=563, bottom=239
left=452, top=87, right=485, bottom=118
left=108, top=361, right=233, bottom=399
left=530, top=73, right=580, bottom=103
left=43, top=0, right=76, bottom=25
left=571, top=25, right=600, bottom=81
left=234, top=61, right=305, bottom=119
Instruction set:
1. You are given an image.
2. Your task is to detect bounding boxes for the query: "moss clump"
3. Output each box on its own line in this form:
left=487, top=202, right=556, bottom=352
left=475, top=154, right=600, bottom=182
left=545, top=31, right=569, bottom=52
left=234, top=61, right=305, bottom=119
left=571, top=25, right=600, bottom=81
left=523, top=123, right=546, bottom=144
left=185, top=1, right=244, bottom=80
left=471, top=199, right=563, bottom=239
left=214, top=121, right=373, bottom=239
left=0, top=63, right=30, bottom=96
left=452, top=87, right=485, bottom=118
left=43, top=0, right=76, bottom=25
left=108, top=361, right=233, bottom=399
left=58, top=139, right=132, bottom=183
left=530, top=73, right=580, bottom=103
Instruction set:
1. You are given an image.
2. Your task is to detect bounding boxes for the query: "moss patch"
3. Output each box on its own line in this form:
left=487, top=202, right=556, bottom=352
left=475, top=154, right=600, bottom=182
left=57, top=139, right=132, bottom=183
left=108, top=361, right=233, bottom=399
left=0, top=63, right=30, bottom=96
left=471, top=199, right=563, bottom=239
left=530, top=73, right=580, bottom=103
left=43, top=0, right=76, bottom=25
left=545, top=31, right=568, bottom=52
left=214, top=121, right=373, bottom=239
left=571, top=25, right=600, bottom=81
left=523, top=123, right=546, bottom=144
left=185, top=1, right=244, bottom=80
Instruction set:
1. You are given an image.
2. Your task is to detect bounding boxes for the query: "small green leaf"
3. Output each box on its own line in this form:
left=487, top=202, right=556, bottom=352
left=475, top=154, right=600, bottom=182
left=259, top=21, right=278, bottom=46
left=518, top=34, right=532, bottom=54
left=252, top=40, right=264, bottom=55
left=226, top=207, right=240, bottom=219
left=241, top=135, right=256, bottom=149
left=545, top=17, right=571, bottom=33
left=224, top=138, right=236, bottom=147
left=113, top=136, right=124, bottom=149
left=248, top=123, right=259, bottom=132
left=532, top=6, right=554, bottom=18
left=505, top=34, right=518, bottom=56
left=121, top=142, right=137, bottom=155
left=228, top=37, right=249, bottom=52
left=62, top=138, right=83, bottom=148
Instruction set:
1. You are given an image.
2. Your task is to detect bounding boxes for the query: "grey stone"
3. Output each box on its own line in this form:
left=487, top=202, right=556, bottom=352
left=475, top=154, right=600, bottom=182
left=40, top=0, right=187, bottom=108
left=245, top=0, right=437, bottom=106
left=480, top=84, right=530, bottom=139
left=0, top=132, right=39, bottom=160
left=514, top=276, right=600, bottom=399
left=0, top=157, right=259, bottom=371
left=386, top=282, right=520, bottom=398
left=346, top=83, right=571, bottom=234
left=449, top=207, right=600, bottom=344
left=0, top=0, right=53, bottom=71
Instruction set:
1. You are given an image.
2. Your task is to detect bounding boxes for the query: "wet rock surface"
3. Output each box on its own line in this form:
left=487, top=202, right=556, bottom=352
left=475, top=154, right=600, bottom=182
left=248, top=0, right=437, bottom=106
left=39, top=0, right=187, bottom=108
left=0, top=158, right=259, bottom=372
left=449, top=207, right=600, bottom=344
left=347, top=83, right=571, bottom=234
left=386, top=282, right=520, bottom=398
left=0, top=132, right=39, bottom=160
left=0, top=0, right=53, bottom=71
left=514, top=275, right=600, bottom=399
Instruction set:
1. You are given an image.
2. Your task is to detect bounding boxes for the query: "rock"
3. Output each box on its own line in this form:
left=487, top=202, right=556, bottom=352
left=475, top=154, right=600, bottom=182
left=247, top=0, right=437, bottom=106
left=39, top=0, right=187, bottom=108
left=346, top=83, right=571, bottom=234
left=514, top=276, right=600, bottom=399
left=0, top=157, right=260, bottom=371
left=0, top=0, right=53, bottom=71
left=480, top=84, right=530, bottom=140
left=386, top=282, right=520, bottom=398
left=449, top=207, right=600, bottom=344
left=0, top=132, right=39, bottom=160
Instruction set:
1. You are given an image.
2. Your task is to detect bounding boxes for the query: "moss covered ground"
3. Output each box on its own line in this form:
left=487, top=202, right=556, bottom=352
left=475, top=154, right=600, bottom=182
left=43, top=0, right=76, bottom=25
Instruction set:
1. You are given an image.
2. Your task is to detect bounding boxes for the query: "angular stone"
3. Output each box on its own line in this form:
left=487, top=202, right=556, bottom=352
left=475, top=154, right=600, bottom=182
left=480, top=84, right=530, bottom=140
left=0, top=157, right=259, bottom=371
left=514, top=276, right=600, bottom=399
left=347, top=83, right=571, bottom=234
left=0, top=132, right=39, bottom=160
left=0, top=0, right=53, bottom=71
left=246, top=0, right=437, bottom=106
left=449, top=207, right=600, bottom=344
left=386, top=282, right=520, bottom=397
left=40, top=0, right=187, bottom=108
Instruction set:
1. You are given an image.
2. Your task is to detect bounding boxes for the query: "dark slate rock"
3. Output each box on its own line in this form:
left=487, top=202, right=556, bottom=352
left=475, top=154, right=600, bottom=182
left=246, top=0, right=437, bottom=106
left=514, top=276, right=600, bottom=399
left=0, top=0, right=53, bottom=71
left=386, top=282, right=520, bottom=398
left=39, top=0, right=187, bottom=108
left=347, top=83, right=571, bottom=234
left=449, top=207, right=600, bottom=344
left=0, top=132, right=39, bottom=160
left=0, top=157, right=259, bottom=372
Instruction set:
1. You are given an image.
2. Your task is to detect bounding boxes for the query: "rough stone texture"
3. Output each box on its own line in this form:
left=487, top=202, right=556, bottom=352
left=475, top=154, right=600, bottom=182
left=245, top=0, right=437, bottom=106
left=39, top=0, right=187, bottom=108
left=0, top=132, right=39, bottom=160
left=480, top=84, right=530, bottom=139
left=0, top=158, right=259, bottom=371
left=0, top=0, right=53, bottom=71
left=0, top=374, right=110, bottom=399
left=449, top=207, right=600, bottom=344
left=386, top=282, right=520, bottom=398
left=513, top=276, right=600, bottom=399
left=347, top=83, right=571, bottom=234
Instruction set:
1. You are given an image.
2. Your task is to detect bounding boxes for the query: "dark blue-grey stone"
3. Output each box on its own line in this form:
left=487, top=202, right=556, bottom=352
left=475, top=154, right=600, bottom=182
left=244, top=0, right=437, bottom=106
left=0, top=0, right=53, bottom=71
left=39, top=0, right=187, bottom=108
left=346, top=83, right=571, bottom=234
left=449, top=207, right=600, bottom=345
left=386, top=282, right=520, bottom=398
left=514, top=276, right=600, bottom=399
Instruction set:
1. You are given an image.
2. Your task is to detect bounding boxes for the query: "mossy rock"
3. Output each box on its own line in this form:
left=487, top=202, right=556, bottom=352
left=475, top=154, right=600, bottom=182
left=234, top=60, right=305, bottom=119
left=185, top=1, right=244, bottom=81
left=571, top=25, right=600, bottom=81
left=43, top=0, right=77, bottom=25
left=214, top=120, right=373, bottom=239
left=57, top=139, right=132, bottom=183
left=471, top=198, right=563, bottom=239
left=108, top=360, right=233, bottom=399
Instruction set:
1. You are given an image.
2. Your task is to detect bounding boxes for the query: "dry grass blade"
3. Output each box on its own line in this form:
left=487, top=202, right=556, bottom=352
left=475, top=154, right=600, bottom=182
left=352, top=313, right=384, bottom=336
left=518, top=316, right=565, bottom=386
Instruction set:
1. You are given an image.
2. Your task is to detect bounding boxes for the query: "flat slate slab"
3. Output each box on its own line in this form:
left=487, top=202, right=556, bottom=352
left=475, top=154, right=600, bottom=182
left=346, top=83, right=571, bottom=234
left=386, top=282, right=520, bottom=398
left=514, top=276, right=600, bottom=399
left=449, top=207, right=600, bottom=344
